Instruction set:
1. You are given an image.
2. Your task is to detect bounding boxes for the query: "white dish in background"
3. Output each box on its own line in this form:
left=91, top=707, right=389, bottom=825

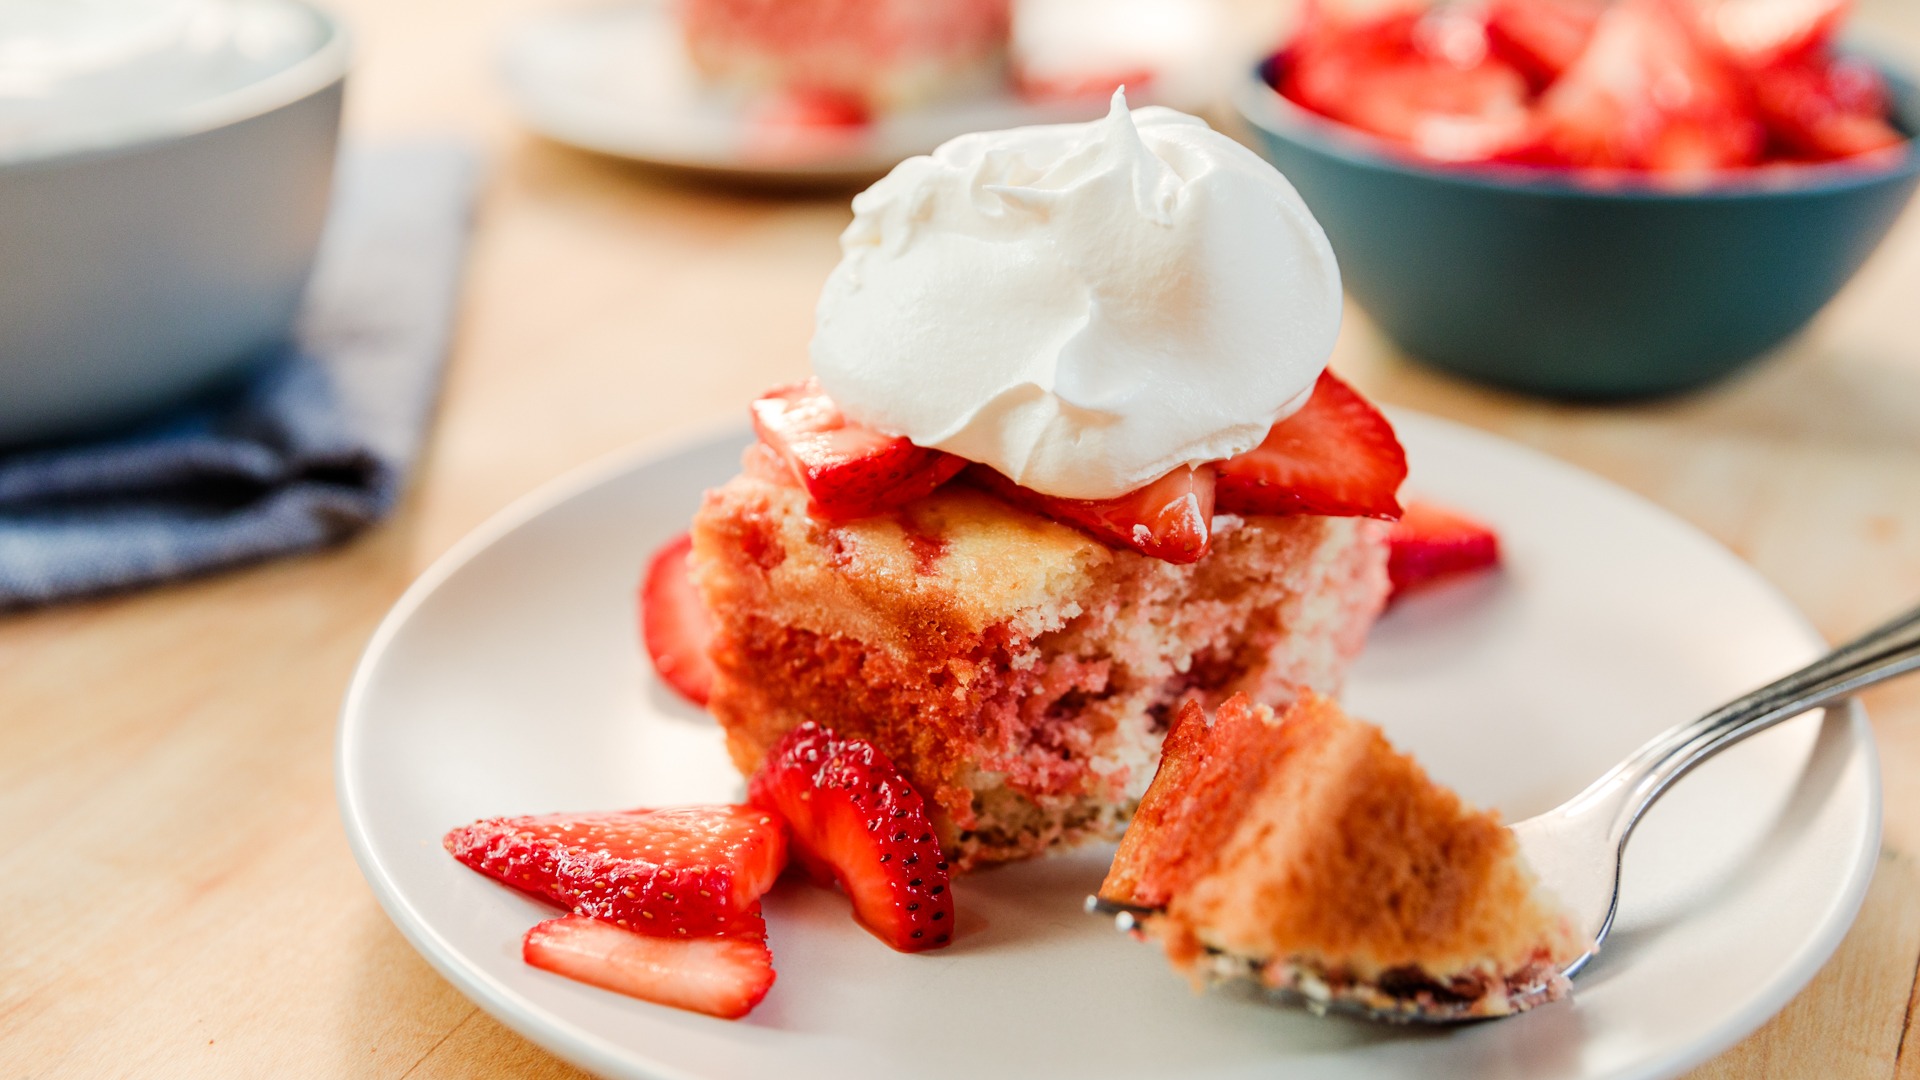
left=0, top=0, right=332, bottom=164
left=497, top=0, right=1239, bottom=181
left=0, top=0, right=348, bottom=446
left=338, top=411, right=1878, bottom=1080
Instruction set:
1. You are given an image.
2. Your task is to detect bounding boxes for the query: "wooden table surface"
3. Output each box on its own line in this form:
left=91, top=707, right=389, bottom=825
left=5, top=1, right=1920, bottom=1076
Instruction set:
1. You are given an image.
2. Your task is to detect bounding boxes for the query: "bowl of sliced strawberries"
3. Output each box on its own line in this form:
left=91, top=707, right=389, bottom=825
left=1233, top=0, right=1920, bottom=399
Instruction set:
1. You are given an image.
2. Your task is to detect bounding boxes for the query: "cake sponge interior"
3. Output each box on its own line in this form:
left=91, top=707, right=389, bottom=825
left=1102, top=692, right=1580, bottom=1017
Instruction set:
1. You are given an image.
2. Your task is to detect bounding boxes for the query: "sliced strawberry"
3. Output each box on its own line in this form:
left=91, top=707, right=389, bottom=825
left=641, top=532, right=716, bottom=706
left=1688, top=0, right=1896, bottom=162
left=1700, top=0, right=1848, bottom=69
left=445, top=805, right=787, bottom=937
left=755, top=86, right=872, bottom=129
left=1485, top=0, right=1606, bottom=86
left=1503, top=0, right=1765, bottom=174
left=1749, top=53, right=1904, bottom=159
left=524, top=914, right=776, bottom=1019
left=1215, top=372, right=1406, bottom=520
left=1281, top=6, right=1533, bottom=162
left=965, top=463, right=1217, bottom=564
left=751, top=379, right=967, bottom=521
left=748, top=722, right=955, bottom=952
left=1388, top=500, right=1502, bottom=599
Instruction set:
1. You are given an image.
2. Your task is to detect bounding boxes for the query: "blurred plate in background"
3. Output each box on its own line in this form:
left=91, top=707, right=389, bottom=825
left=498, top=0, right=1243, bottom=182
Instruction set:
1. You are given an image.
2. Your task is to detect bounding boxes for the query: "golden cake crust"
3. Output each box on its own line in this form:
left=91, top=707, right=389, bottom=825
left=694, top=461, right=1112, bottom=649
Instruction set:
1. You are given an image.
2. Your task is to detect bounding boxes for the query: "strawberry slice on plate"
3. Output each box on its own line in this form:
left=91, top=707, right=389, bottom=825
left=966, top=463, right=1217, bottom=564
left=1215, top=372, right=1406, bottom=520
left=445, top=805, right=787, bottom=937
left=524, top=913, right=776, bottom=1019
left=754, top=86, right=872, bottom=130
left=1388, top=500, right=1502, bottom=599
left=749, top=722, right=956, bottom=952
left=641, top=531, right=716, bottom=706
left=1504, top=0, right=1766, bottom=174
left=751, top=379, right=967, bottom=521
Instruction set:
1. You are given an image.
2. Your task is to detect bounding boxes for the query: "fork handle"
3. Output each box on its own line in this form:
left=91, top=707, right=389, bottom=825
left=1600, top=601, right=1920, bottom=841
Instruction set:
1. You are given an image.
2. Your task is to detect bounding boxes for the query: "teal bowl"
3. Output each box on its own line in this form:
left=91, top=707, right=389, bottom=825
left=1233, top=58, right=1920, bottom=400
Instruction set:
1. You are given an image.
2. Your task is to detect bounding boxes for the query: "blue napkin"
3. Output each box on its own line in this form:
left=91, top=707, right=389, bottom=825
left=0, top=141, right=481, bottom=607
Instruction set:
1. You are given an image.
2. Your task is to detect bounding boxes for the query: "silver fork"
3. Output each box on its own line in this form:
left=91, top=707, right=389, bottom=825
left=1090, top=600, right=1920, bottom=1024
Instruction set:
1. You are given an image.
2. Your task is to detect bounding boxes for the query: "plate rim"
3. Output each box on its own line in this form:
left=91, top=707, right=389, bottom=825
left=336, top=417, right=748, bottom=1080
left=336, top=409, right=1882, bottom=1080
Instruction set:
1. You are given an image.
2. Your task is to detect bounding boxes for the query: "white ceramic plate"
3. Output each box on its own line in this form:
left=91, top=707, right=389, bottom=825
left=497, top=0, right=1240, bottom=181
left=338, top=411, right=1878, bottom=1080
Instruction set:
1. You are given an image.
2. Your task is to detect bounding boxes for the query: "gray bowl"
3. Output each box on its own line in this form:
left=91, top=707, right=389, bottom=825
left=1234, top=57, right=1920, bottom=400
left=0, top=3, right=350, bottom=446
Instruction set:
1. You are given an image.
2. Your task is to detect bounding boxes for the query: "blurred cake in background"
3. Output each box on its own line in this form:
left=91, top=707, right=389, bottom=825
left=681, top=0, right=1014, bottom=113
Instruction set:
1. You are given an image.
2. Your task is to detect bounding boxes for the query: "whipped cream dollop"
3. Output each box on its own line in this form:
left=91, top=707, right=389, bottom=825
left=810, top=90, right=1342, bottom=501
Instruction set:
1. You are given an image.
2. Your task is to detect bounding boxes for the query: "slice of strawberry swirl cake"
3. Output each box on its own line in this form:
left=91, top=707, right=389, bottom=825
left=693, top=375, right=1399, bottom=869
left=681, top=0, right=1012, bottom=113
left=679, top=95, right=1406, bottom=870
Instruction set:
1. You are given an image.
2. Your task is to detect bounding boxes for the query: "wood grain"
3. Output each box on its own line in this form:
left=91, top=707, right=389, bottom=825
left=2, top=1, right=1917, bottom=1077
